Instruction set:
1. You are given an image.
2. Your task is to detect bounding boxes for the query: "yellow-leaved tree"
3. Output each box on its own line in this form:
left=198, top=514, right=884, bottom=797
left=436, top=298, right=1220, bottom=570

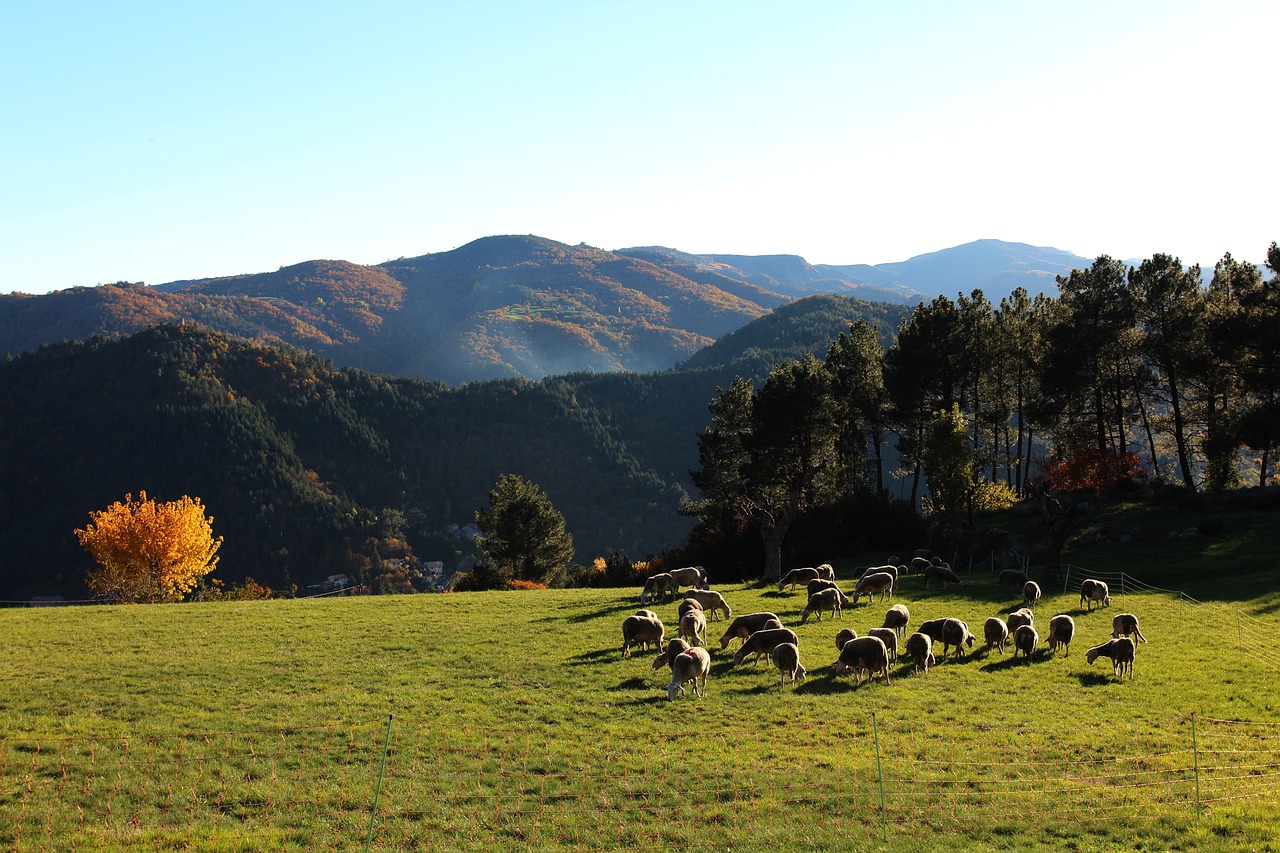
left=74, top=491, right=224, bottom=603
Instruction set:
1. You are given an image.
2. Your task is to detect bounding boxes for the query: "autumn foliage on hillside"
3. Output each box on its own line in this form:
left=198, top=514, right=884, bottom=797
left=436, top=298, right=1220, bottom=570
left=1043, top=449, right=1144, bottom=491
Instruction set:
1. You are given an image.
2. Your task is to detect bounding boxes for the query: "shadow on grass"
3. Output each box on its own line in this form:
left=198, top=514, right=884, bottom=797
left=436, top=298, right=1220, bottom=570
left=1075, top=672, right=1119, bottom=687
left=567, top=648, right=620, bottom=667
left=980, top=653, right=1040, bottom=672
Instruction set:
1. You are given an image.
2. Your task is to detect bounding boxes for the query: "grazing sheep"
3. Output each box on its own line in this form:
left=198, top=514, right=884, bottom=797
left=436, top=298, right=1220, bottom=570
left=778, top=567, right=821, bottom=592
left=1047, top=614, right=1075, bottom=656
left=800, top=587, right=849, bottom=623
left=923, top=564, right=963, bottom=589
left=1014, top=624, right=1039, bottom=659
left=913, top=548, right=937, bottom=561
left=677, top=597, right=704, bottom=619
left=834, top=628, right=858, bottom=650
left=998, top=569, right=1028, bottom=588
left=770, top=642, right=806, bottom=684
left=916, top=617, right=949, bottom=644
left=681, top=589, right=732, bottom=621
left=621, top=615, right=665, bottom=658
left=867, top=627, right=899, bottom=663
left=652, top=638, right=692, bottom=672
left=882, top=603, right=910, bottom=638
left=806, top=578, right=839, bottom=600
left=635, top=609, right=659, bottom=619
left=1111, top=613, right=1147, bottom=643
left=905, top=632, right=936, bottom=674
left=909, top=556, right=933, bottom=575
left=852, top=571, right=895, bottom=605
left=815, top=563, right=836, bottom=581
left=639, top=572, right=677, bottom=604
left=1080, top=578, right=1111, bottom=611
left=940, top=618, right=975, bottom=657
left=983, top=617, right=1009, bottom=654
left=831, top=635, right=891, bottom=685
left=667, top=647, right=712, bottom=700
left=679, top=608, right=707, bottom=647
left=1023, top=581, right=1042, bottom=610
left=718, top=612, right=783, bottom=650
left=731, top=627, right=800, bottom=667
left=669, top=565, right=710, bottom=591
left=857, top=564, right=899, bottom=587
left=1086, top=637, right=1136, bottom=678
left=1006, top=607, right=1034, bottom=638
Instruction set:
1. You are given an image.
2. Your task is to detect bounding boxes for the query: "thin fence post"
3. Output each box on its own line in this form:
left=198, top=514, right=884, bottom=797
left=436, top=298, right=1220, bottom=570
left=1191, top=712, right=1202, bottom=819
left=364, top=714, right=395, bottom=853
left=872, top=712, right=888, bottom=842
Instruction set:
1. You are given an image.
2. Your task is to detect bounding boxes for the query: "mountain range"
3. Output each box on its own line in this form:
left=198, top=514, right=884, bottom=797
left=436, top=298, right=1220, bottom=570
left=1, top=236, right=1090, bottom=385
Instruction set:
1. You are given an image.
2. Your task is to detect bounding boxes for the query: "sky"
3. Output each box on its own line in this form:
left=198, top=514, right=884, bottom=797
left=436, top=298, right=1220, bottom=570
left=2, top=0, right=1275, bottom=295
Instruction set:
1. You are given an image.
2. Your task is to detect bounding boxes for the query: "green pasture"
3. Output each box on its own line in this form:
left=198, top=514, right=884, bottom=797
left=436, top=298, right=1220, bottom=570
left=3, top=552, right=1279, bottom=851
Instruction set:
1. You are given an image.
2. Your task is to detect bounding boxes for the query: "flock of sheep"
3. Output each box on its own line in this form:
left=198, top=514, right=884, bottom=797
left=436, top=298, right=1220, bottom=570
left=624, top=558, right=1148, bottom=700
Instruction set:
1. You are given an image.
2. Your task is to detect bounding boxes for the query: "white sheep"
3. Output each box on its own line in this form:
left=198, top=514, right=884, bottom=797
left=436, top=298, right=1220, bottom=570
left=909, top=556, right=932, bottom=575
left=778, top=567, right=821, bottom=591
left=1086, top=637, right=1136, bottom=678
left=852, top=571, right=895, bottom=605
left=770, top=642, right=806, bottom=684
left=905, top=632, right=936, bottom=674
left=678, top=608, right=707, bottom=647
left=1013, top=624, right=1039, bottom=659
left=639, top=572, right=677, bottom=604
left=1022, top=580, right=1042, bottom=610
left=1111, top=613, right=1147, bottom=643
left=834, top=628, right=858, bottom=650
left=916, top=617, right=949, bottom=644
left=983, top=616, right=1009, bottom=654
left=882, top=603, right=910, bottom=638
left=857, top=564, right=899, bottom=587
left=667, top=647, right=712, bottom=700
left=940, top=618, right=975, bottom=657
left=1006, top=607, right=1034, bottom=638
left=867, top=627, right=899, bottom=663
left=669, top=565, right=709, bottom=591
left=806, top=578, right=839, bottom=600
left=718, top=612, right=782, bottom=650
left=677, top=597, right=703, bottom=619
left=1047, top=614, right=1075, bottom=656
left=681, top=589, right=732, bottom=621
left=800, top=587, right=849, bottom=623
left=621, top=614, right=665, bottom=658
left=923, top=564, right=963, bottom=589
left=998, top=569, right=1028, bottom=589
left=815, top=563, right=836, bottom=581
left=651, top=638, right=692, bottom=672
left=731, top=627, right=799, bottom=667
left=635, top=609, right=659, bottom=619
left=831, top=635, right=891, bottom=685
left=1080, top=578, right=1111, bottom=611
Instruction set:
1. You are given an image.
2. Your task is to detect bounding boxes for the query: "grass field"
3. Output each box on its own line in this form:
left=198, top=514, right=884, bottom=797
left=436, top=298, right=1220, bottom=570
left=3, top=505, right=1280, bottom=850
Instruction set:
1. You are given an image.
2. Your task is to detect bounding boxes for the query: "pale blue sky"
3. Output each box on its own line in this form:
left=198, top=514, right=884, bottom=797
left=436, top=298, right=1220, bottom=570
left=2, top=0, right=1274, bottom=294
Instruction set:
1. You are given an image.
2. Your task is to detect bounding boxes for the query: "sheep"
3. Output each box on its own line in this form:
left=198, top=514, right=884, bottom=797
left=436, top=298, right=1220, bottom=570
left=677, top=597, right=703, bottom=619
left=1006, top=607, right=1034, bottom=638
left=852, top=571, right=895, bottom=605
left=669, top=565, right=709, bottom=591
left=635, top=609, right=659, bottom=619
left=678, top=608, right=707, bottom=647
left=905, top=632, right=936, bottom=674
left=1014, top=624, right=1039, bottom=659
left=800, top=587, right=849, bottom=624
left=923, top=564, right=963, bottom=589
left=731, top=627, right=799, bottom=667
left=621, top=614, right=665, bottom=658
left=867, top=627, right=899, bottom=663
left=718, top=612, right=782, bottom=650
left=916, top=617, right=949, bottom=644
left=1023, top=580, right=1042, bottom=610
left=909, top=556, right=932, bottom=575
left=857, top=564, right=899, bottom=587
left=806, top=578, right=839, bottom=600
left=831, top=635, right=891, bottom=685
left=778, top=567, right=821, bottom=591
left=983, top=616, right=1009, bottom=654
left=1047, top=614, right=1075, bottom=656
left=1080, top=578, right=1112, bottom=611
left=639, top=572, right=677, bottom=604
left=882, top=603, right=910, bottom=638
left=815, top=563, right=836, bottom=581
left=834, top=628, right=858, bottom=650
left=681, top=589, right=732, bottom=621
left=940, top=618, right=975, bottom=657
left=1111, top=613, right=1147, bottom=643
left=1086, top=637, right=1136, bottom=678
left=998, top=569, right=1028, bottom=588
left=770, top=642, right=806, bottom=684
left=651, top=638, right=692, bottom=672
left=913, top=548, right=937, bottom=560
left=667, top=647, right=712, bottom=700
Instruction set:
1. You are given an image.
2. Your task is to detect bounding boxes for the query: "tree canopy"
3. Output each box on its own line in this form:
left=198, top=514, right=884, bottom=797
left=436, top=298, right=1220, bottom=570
left=474, top=474, right=575, bottom=587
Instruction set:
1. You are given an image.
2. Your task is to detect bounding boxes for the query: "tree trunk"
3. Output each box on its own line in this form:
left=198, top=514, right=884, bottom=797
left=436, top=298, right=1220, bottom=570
left=759, top=509, right=795, bottom=583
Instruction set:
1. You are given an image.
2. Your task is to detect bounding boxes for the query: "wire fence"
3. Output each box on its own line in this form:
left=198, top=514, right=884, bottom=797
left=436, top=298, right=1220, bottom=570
left=2, top=713, right=1277, bottom=851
